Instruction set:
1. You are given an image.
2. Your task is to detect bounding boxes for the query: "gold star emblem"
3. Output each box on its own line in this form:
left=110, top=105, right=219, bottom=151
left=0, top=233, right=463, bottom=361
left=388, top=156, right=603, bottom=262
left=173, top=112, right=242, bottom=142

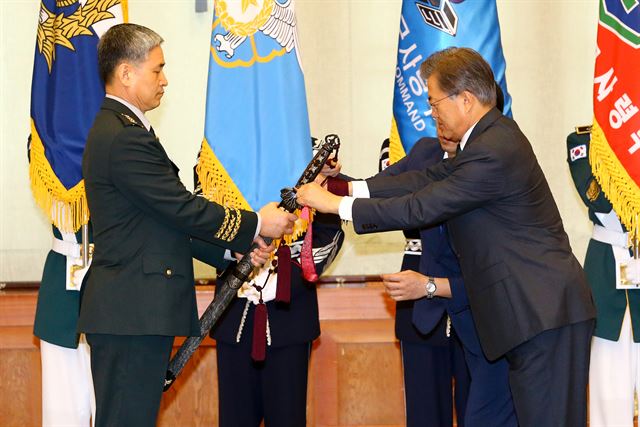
left=241, top=0, right=258, bottom=13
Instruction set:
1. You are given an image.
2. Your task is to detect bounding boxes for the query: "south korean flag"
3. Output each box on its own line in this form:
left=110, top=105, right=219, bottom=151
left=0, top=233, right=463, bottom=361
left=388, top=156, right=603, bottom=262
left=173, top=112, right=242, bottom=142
left=570, top=144, right=587, bottom=162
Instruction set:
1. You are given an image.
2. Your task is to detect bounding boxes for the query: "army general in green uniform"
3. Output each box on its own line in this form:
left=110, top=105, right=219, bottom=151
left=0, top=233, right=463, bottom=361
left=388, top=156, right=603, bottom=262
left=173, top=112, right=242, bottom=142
left=80, top=23, right=297, bottom=427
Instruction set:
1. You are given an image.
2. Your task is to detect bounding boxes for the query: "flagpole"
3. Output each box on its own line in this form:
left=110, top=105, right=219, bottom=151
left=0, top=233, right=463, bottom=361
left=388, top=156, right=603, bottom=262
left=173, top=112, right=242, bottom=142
left=82, top=224, right=89, bottom=267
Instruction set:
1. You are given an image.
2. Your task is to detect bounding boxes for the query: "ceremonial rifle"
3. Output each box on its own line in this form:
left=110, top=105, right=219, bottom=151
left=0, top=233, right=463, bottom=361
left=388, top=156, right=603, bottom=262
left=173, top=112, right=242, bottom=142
left=163, top=135, right=340, bottom=391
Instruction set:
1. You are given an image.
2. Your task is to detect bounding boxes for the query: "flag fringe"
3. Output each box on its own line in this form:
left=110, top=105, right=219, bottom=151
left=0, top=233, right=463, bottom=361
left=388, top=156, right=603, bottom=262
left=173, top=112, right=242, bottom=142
left=590, top=118, right=640, bottom=238
left=121, top=0, right=128, bottom=22
left=389, top=117, right=407, bottom=165
left=196, top=138, right=310, bottom=245
left=28, top=120, right=89, bottom=233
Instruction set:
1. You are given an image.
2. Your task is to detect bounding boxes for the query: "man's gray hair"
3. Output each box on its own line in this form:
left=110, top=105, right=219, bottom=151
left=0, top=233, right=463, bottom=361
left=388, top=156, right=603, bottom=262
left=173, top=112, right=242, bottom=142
left=98, top=23, right=164, bottom=84
left=420, top=47, right=497, bottom=107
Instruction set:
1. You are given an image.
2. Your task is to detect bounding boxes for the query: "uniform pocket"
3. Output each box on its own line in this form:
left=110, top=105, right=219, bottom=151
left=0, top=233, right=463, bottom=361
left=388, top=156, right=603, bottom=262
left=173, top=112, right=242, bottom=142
left=142, top=253, right=185, bottom=278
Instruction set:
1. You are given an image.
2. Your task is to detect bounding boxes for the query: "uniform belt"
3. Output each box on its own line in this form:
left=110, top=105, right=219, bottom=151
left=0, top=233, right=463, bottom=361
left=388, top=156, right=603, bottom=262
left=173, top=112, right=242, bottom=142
left=404, top=239, right=422, bottom=255
left=52, top=237, right=82, bottom=258
left=591, top=224, right=628, bottom=248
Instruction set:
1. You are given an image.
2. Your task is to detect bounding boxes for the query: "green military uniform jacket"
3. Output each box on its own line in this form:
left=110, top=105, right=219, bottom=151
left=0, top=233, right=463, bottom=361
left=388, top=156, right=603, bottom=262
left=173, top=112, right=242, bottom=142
left=79, top=97, right=258, bottom=337
left=567, top=131, right=640, bottom=341
left=33, top=226, right=90, bottom=348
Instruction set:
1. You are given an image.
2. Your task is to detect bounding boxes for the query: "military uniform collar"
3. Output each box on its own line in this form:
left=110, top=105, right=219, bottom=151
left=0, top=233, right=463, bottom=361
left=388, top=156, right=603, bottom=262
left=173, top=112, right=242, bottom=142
left=104, top=95, right=152, bottom=131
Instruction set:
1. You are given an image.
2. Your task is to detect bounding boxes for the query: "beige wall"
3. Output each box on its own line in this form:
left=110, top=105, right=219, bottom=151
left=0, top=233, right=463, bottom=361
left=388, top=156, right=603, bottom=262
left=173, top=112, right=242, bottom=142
left=0, top=0, right=597, bottom=281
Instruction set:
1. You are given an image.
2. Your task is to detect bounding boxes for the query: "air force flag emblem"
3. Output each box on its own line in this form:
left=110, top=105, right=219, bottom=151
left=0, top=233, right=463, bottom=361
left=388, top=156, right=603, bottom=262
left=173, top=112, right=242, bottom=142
left=213, top=0, right=301, bottom=67
left=198, top=0, right=311, bottom=212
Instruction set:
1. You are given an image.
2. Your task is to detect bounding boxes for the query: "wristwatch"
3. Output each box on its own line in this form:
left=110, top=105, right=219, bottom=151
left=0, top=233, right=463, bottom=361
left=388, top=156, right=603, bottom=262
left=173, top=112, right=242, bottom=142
left=425, top=276, right=437, bottom=299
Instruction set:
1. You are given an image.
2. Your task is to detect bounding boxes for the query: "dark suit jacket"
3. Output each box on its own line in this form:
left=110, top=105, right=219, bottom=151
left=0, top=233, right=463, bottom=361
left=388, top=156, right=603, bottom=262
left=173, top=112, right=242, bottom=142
left=353, top=108, right=596, bottom=360
left=79, top=97, right=258, bottom=337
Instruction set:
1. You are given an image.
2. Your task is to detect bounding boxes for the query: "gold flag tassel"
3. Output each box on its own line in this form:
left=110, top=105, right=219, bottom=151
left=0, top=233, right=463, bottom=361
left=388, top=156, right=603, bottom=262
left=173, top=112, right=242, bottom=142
left=590, top=118, right=640, bottom=238
left=28, top=119, right=89, bottom=233
left=196, top=138, right=312, bottom=246
left=388, top=117, right=407, bottom=165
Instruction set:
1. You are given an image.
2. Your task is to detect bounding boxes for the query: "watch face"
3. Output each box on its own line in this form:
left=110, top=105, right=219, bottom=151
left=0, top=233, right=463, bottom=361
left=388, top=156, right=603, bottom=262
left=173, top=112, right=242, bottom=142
left=426, top=281, right=436, bottom=293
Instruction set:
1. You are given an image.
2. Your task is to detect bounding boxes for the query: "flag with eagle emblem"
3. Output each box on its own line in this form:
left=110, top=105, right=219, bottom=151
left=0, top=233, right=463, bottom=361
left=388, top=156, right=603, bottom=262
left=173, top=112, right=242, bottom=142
left=29, top=0, right=127, bottom=232
left=590, top=0, right=640, bottom=237
left=196, top=0, right=311, bottom=213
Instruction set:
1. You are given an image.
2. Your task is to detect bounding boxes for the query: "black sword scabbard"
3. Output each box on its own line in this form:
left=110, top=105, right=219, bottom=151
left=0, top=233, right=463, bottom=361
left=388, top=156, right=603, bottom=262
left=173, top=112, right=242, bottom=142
left=164, top=135, right=340, bottom=391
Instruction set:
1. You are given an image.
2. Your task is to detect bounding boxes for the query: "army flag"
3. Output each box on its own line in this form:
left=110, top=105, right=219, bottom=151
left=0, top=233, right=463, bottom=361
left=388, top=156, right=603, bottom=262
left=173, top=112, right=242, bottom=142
left=389, top=0, right=512, bottom=163
left=196, top=0, right=311, bottom=213
left=590, top=0, right=640, bottom=236
left=29, top=0, right=127, bottom=232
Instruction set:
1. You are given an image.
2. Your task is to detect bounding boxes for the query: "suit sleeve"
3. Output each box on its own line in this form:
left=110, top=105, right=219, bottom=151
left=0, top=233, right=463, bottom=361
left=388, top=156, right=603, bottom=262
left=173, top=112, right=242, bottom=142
left=354, top=144, right=505, bottom=233
left=109, top=128, right=257, bottom=253
left=365, top=157, right=454, bottom=199
left=566, top=132, right=612, bottom=213
left=377, top=154, right=409, bottom=177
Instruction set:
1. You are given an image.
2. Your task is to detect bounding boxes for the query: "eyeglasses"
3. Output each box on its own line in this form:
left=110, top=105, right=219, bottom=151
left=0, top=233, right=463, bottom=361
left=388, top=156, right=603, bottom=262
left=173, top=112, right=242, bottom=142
left=428, top=93, right=457, bottom=113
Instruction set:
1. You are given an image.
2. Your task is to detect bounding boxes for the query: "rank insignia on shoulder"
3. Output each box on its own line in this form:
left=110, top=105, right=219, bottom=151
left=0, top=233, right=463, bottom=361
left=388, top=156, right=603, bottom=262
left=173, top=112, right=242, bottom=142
left=118, top=113, right=143, bottom=128
left=575, top=125, right=592, bottom=135
left=586, top=179, right=601, bottom=202
left=570, top=144, right=587, bottom=162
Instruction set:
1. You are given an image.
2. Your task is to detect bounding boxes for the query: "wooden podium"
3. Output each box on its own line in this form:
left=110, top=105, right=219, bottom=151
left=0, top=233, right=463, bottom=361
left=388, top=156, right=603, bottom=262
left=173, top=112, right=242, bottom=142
left=0, top=280, right=406, bottom=427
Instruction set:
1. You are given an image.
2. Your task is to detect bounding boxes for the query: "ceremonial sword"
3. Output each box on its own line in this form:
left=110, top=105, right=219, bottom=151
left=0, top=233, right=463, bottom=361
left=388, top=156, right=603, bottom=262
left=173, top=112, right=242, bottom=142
left=163, top=135, right=340, bottom=391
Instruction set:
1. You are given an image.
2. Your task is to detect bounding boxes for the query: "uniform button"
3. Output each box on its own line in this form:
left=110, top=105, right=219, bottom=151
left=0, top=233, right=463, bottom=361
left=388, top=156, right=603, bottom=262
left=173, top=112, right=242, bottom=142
left=165, top=268, right=173, bottom=277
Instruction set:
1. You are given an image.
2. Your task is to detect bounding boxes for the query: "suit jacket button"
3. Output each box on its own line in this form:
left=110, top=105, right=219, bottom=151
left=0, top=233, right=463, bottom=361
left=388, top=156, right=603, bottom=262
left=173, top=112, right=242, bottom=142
left=165, top=268, right=173, bottom=277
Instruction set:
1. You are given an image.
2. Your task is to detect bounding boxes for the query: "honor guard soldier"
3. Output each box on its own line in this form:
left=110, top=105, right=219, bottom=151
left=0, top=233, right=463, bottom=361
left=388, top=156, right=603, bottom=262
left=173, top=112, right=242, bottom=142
left=33, top=224, right=95, bottom=426
left=567, top=126, right=640, bottom=426
left=210, top=137, right=344, bottom=427
left=377, top=137, right=470, bottom=427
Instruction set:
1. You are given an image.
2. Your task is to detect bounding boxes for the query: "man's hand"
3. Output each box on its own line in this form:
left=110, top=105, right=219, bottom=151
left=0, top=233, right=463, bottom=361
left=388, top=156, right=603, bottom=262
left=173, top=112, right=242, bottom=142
left=296, top=182, right=342, bottom=214
left=258, top=202, right=297, bottom=238
left=382, top=270, right=451, bottom=301
left=235, top=236, right=275, bottom=267
left=317, top=157, right=342, bottom=180
left=382, top=270, right=428, bottom=301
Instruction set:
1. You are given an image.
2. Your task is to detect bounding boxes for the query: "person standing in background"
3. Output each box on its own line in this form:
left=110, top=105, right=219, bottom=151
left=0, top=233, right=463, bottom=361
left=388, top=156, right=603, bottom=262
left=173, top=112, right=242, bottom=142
left=210, top=137, right=345, bottom=427
left=32, top=222, right=95, bottom=426
left=568, top=126, right=640, bottom=427
left=377, top=137, right=470, bottom=427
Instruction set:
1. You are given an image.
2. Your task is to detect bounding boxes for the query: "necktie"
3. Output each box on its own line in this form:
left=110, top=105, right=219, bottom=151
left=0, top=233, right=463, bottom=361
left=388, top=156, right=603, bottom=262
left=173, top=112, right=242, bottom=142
left=456, top=143, right=462, bottom=155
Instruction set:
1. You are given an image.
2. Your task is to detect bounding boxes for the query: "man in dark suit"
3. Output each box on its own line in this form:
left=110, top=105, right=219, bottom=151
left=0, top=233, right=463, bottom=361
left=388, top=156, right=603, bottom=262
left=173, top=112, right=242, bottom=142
left=208, top=137, right=344, bottom=427
left=298, top=47, right=596, bottom=426
left=80, top=23, right=297, bottom=427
